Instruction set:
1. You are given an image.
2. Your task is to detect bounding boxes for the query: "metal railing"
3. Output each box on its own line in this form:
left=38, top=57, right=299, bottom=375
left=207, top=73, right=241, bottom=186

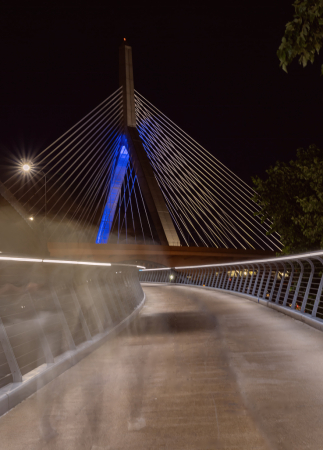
left=0, top=257, right=144, bottom=392
left=139, top=250, right=323, bottom=324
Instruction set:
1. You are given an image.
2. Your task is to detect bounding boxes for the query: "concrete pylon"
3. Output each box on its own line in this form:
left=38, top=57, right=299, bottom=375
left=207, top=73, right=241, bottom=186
left=119, top=41, right=180, bottom=247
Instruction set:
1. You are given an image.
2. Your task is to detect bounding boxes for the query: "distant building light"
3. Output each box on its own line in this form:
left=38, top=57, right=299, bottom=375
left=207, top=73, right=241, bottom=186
left=29, top=217, right=34, bottom=221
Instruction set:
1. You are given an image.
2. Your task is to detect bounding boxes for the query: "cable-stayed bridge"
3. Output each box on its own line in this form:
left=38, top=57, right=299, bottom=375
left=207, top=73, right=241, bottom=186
left=1, top=42, right=282, bottom=266
left=3, top=43, right=323, bottom=449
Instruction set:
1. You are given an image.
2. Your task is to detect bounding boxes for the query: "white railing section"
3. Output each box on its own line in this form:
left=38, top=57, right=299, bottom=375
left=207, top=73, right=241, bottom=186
left=0, top=257, right=145, bottom=395
left=139, top=250, right=323, bottom=323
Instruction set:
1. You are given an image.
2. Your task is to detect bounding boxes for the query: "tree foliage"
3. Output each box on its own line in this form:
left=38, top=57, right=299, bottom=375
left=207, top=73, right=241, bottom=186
left=277, top=0, right=323, bottom=74
left=252, top=145, right=323, bottom=254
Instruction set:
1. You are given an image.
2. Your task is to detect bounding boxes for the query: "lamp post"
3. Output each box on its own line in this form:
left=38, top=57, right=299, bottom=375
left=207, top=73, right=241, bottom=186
left=21, top=163, right=47, bottom=239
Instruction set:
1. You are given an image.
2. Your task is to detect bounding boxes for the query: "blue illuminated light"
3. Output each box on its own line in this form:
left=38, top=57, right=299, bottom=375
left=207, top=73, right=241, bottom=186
left=96, top=137, right=130, bottom=244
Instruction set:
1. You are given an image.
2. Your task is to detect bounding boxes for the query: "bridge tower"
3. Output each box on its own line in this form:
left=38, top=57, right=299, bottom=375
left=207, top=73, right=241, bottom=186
left=96, top=42, right=180, bottom=246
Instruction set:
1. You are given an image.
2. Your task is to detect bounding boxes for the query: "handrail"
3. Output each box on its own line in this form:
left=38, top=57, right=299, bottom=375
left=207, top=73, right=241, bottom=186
left=139, top=250, right=323, bottom=323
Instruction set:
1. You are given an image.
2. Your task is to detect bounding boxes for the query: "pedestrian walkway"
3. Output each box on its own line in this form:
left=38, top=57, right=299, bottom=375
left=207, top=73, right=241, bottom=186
left=1, top=285, right=323, bottom=449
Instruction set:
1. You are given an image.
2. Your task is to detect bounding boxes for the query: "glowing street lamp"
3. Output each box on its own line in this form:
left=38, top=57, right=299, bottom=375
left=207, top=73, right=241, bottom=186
left=22, top=164, right=31, bottom=172
left=20, top=161, right=47, bottom=238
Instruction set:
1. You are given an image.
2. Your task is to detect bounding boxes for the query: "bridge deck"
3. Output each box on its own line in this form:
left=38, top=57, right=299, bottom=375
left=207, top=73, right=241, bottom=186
left=1, top=285, right=323, bottom=449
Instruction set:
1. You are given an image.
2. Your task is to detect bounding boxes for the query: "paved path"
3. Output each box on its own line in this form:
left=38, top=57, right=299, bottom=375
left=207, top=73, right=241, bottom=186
left=1, top=285, right=323, bottom=449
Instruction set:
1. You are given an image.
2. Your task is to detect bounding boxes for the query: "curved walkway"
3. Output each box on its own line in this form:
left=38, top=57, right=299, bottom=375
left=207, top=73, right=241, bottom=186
left=1, top=285, right=323, bottom=449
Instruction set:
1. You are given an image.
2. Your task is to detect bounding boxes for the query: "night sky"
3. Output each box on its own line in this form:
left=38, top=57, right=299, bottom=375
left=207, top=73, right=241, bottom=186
left=1, top=2, right=323, bottom=185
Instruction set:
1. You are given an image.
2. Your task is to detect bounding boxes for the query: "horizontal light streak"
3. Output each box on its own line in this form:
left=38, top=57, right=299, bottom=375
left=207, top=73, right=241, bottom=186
left=0, top=257, right=43, bottom=263
left=0, top=256, right=144, bottom=269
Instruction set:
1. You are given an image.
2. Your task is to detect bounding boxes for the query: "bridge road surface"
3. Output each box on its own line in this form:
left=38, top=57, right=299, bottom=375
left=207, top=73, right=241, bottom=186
left=1, top=285, right=323, bottom=449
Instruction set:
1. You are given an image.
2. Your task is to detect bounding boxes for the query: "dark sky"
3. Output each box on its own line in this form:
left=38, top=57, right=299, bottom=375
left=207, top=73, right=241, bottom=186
left=1, top=2, right=322, bottom=185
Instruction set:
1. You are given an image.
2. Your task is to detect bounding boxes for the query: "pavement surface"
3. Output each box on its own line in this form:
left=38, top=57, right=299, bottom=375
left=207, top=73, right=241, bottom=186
left=1, top=284, right=323, bottom=449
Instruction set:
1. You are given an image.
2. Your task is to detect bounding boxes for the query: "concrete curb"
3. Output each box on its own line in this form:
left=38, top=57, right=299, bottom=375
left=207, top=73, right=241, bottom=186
left=142, top=282, right=323, bottom=333
left=0, top=293, right=146, bottom=417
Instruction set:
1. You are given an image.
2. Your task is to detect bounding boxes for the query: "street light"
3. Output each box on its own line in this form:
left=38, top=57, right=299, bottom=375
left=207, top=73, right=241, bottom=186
left=22, top=164, right=31, bottom=172
left=20, top=161, right=47, bottom=239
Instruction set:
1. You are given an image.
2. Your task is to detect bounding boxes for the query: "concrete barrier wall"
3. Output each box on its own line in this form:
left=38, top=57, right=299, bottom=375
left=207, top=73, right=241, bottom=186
left=0, top=260, right=144, bottom=416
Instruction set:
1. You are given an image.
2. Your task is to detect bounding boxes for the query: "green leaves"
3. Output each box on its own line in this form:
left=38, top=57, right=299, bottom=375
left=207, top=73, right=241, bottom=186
left=277, top=0, right=323, bottom=74
left=252, top=145, right=323, bottom=254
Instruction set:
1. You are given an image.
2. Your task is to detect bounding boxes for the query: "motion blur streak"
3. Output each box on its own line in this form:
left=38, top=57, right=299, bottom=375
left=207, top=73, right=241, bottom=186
left=1, top=285, right=323, bottom=448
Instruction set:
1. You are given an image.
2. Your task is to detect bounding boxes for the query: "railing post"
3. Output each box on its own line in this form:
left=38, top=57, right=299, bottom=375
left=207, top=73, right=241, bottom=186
left=247, top=265, right=255, bottom=295
left=225, top=266, right=232, bottom=290
left=195, top=269, right=200, bottom=285
left=192, top=269, right=198, bottom=285
left=200, top=269, right=204, bottom=285
left=251, top=264, right=260, bottom=296
left=291, top=260, right=304, bottom=310
left=238, top=265, right=245, bottom=292
left=300, top=259, right=315, bottom=313
left=202, top=269, right=208, bottom=286
left=177, top=270, right=182, bottom=284
left=211, top=268, right=218, bottom=287
left=275, top=263, right=286, bottom=304
left=192, top=269, right=199, bottom=286
left=0, top=317, right=22, bottom=383
left=167, top=270, right=171, bottom=283
left=182, top=270, right=187, bottom=284
left=283, top=261, right=295, bottom=307
left=160, top=270, right=164, bottom=282
left=233, top=266, right=241, bottom=291
left=242, top=265, right=250, bottom=293
left=215, top=267, right=223, bottom=288
left=257, top=264, right=267, bottom=298
left=262, top=264, right=272, bottom=300
left=188, top=270, right=193, bottom=284
left=311, top=257, right=323, bottom=317
left=229, top=268, right=237, bottom=290
left=204, top=269, right=211, bottom=286
left=162, top=270, right=167, bottom=283
left=268, top=263, right=279, bottom=302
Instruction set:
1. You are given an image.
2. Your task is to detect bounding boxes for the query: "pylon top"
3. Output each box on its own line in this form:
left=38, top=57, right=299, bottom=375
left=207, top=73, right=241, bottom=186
left=119, top=42, right=136, bottom=128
